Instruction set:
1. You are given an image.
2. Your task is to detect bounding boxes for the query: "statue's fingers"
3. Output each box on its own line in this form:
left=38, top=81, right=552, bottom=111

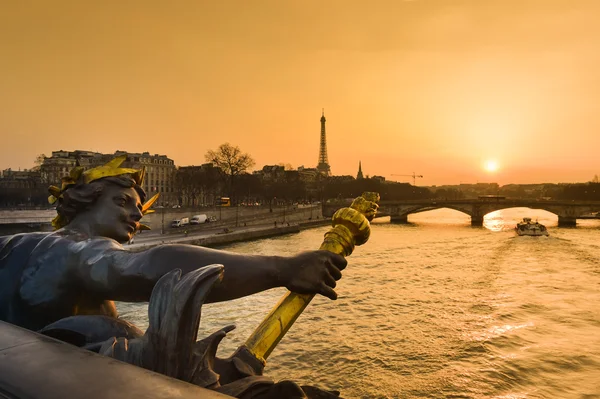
left=319, top=283, right=338, bottom=300
left=326, top=262, right=343, bottom=280
left=323, top=271, right=337, bottom=288
left=328, top=253, right=348, bottom=270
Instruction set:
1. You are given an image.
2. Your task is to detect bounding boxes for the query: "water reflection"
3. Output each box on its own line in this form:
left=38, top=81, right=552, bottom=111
left=484, top=208, right=562, bottom=232
left=118, top=208, right=600, bottom=398
left=484, top=210, right=506, bottom=232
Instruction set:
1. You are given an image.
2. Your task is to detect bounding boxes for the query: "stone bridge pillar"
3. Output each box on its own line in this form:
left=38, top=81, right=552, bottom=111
left=390, top=214, right=408, bottom=224
left=471, top=204, right=484, bottom=226
left=558, top=216, right=577, bottom=227
left=387, top=204, right=409, bottom=224
left=471, top=216, right=483, bottom=226
left=556, top=206, right=579, bottom=227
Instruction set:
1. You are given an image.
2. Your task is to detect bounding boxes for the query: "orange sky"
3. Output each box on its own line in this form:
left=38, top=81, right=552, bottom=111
left=1, top=0, right=599, bottom=185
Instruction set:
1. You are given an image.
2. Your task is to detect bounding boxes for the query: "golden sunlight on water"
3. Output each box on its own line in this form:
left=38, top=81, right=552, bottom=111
left=118, top=208, right=600, bottom=399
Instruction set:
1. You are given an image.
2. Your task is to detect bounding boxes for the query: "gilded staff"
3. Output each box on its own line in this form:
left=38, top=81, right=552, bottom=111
left=242, top=192, right=380, bottom=364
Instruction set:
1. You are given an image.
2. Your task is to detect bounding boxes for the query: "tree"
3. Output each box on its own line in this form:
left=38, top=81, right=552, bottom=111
left=173, top=165, right=225, bottom=206
left=31, top=154, right=46, bottom=172
left=205, top=143, right=255, bottom=203
left=173, top=167, right=202, bottom=206
left=277, top=163, right=295, bottom=171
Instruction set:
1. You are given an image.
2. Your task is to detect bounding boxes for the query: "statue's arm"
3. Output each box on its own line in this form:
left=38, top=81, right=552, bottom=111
left=118, top=244, right=284, bottom=302
left=76, top=240, right=344, bottom=303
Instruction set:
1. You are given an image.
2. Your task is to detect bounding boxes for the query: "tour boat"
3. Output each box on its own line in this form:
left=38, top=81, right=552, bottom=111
left=515, top=217, right=549, bottom=236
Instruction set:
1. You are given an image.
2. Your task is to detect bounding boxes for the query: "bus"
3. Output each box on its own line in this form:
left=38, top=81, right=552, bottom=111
left=217, top=197, right=231, bottom=207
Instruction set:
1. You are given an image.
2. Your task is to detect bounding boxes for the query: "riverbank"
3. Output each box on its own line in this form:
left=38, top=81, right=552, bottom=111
left=0, top=204, right=325, bottom=236
left=128, top=218, right=331, bottom=251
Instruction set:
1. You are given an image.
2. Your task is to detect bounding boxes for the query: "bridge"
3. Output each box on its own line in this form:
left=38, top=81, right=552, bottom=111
left=377, top=198, right=600, bottom=226
left=323, top=198, right=600, bottom=227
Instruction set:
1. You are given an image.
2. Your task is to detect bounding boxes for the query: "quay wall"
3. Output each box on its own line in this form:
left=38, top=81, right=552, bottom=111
left=130, top=225, right=302, bottom=252
left=142, top=205, right=324, bottom=232
left=130, top=219, right=331, bottom=252
left=0, top=205, right=325, bottom=236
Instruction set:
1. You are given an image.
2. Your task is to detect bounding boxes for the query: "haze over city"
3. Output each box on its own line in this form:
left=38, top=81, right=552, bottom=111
left=1, top=0, right=599, bottom=185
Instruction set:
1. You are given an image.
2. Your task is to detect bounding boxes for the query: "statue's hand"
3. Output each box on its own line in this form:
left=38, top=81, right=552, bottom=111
left=281, top=250, right=347, bottom=300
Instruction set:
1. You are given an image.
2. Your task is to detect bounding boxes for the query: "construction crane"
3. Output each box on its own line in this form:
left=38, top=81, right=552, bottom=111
left=391, top=172, right=423, bottom=186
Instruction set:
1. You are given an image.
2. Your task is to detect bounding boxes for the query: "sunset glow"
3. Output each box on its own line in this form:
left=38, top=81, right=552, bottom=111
left=484, top=160, right=499, bottom=173
left=1, top=1, right=600, bottom=185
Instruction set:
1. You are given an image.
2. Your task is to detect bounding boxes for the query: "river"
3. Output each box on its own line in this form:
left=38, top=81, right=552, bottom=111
left=118, top=208, right=600, bottom=399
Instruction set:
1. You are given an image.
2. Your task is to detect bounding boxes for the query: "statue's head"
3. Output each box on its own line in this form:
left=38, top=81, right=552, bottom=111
left=48, top=155, right=159, bottom=242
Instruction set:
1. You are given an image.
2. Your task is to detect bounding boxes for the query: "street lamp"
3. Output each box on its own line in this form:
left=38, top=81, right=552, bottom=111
left=161, top=204, right=165, bottom=235
left=161, top=202, right=169, bottom=234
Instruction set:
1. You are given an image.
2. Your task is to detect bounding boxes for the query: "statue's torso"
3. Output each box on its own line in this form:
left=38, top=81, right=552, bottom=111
left=0, top=232, right=119, bottom=331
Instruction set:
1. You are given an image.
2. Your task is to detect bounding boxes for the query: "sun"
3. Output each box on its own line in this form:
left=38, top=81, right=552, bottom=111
left=484, top=159, right=499, bottom=173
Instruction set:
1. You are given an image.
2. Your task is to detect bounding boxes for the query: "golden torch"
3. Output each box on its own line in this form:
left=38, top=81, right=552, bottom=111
left=242, top=192, right=380, bottom=364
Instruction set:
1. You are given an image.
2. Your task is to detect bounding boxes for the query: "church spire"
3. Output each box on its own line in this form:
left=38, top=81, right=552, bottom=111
left=357, top=161, right=364, bottom=179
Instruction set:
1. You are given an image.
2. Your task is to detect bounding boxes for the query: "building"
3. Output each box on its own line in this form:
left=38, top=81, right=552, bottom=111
left=297, top=166, right=319, bottom=183
left=40, top=150, right=177, bottom=204
left=328, top=175, right=355, bottom=183
left=113, top=151, right=177, bottom=205
left=0, top=168, right=44, bottom=206
left=40, top=150, right=103, bottom=186
left=259, top=165, right=286, bottom=182
left=316, top=110, right=331, bottom=176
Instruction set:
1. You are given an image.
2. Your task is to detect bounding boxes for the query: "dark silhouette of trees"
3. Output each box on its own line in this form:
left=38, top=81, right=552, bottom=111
left=433, top=188, right=464, bottom=199
left=323, top=177, right=432, bottom=201
left=556, top=183, right=600, bottom=201
left=174, top=165, right=225, bottom=206
left=205, top=143, right=255, bottom=203
left=234, top=173, right=262, bottom=205
left=173, top=167, right=203, bottom=206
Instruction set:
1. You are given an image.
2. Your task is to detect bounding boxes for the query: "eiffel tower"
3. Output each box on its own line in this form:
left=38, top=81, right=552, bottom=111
left=316, top=109, right=331, bottom=176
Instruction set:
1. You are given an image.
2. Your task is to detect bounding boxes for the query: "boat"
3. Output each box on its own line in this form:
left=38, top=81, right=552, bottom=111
left=515, top=217, right=549, bottom=236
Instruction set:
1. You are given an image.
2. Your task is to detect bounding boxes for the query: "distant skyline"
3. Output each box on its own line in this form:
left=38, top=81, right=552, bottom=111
left=1, top=1, right=599, bottom=185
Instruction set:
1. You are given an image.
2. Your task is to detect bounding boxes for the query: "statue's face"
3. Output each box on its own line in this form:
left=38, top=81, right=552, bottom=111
left=81, top=184, right=143, bottom=242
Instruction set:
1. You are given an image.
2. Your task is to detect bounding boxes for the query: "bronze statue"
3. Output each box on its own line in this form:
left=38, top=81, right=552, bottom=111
left=0, top=156, right=378, bottom=398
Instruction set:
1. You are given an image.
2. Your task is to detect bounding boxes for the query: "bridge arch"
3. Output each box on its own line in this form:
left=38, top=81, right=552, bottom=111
left=393, top=204, right=474, bottom=217
left=388, top=204, right=474, bottom=224
left=381, top=199, right=600, bottom=227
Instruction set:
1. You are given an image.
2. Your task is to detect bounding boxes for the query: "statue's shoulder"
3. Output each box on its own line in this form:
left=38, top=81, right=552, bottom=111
left=16, top=233, right=123, bottom=308
left=0, top=231, right=106, bottom=255
left=68, top=234, right=124, bottom=253
left=35, top=230, right=124, bottom=251
left=2, top=231, right=123, bottom=273
left=0, top=232, right=56, bottom=255
left=0, top=231, right=125, bottom=274
left=0, top=232, right=69, bottom=313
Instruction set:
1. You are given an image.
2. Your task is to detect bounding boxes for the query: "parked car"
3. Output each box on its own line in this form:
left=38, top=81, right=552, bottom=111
left=190, top=214, right=209, bottom=224
left=171, top=220, right=182, bottom=228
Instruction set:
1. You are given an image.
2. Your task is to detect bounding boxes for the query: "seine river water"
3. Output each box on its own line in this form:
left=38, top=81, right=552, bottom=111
left=118, top=208, right=600, bottom=399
